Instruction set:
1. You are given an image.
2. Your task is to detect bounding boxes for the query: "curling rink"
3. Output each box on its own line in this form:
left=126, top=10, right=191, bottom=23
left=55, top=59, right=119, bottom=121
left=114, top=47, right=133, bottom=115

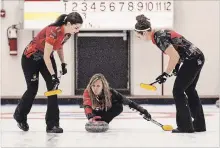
left=1, top=104, right=219, bottom=147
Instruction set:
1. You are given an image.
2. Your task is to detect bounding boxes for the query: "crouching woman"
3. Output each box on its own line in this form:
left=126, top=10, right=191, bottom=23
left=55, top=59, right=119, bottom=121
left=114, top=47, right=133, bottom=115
left=83, top=73, right=151, bottom=124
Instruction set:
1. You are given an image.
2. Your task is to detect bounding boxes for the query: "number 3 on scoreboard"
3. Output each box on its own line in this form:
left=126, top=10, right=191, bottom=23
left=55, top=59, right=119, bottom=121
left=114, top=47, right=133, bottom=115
left=81, top=2, right=87, bottom=11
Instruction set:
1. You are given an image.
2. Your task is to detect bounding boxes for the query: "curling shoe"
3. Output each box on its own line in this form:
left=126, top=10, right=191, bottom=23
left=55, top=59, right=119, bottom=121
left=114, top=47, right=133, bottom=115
left=172, top=128, right=194, bottom=133
left=46, top=126, right=63, bottom=133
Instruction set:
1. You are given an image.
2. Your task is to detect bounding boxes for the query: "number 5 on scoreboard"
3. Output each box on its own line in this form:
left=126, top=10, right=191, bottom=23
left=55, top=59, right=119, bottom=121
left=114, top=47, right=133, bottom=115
left=100, top=2, right=106, bottom=11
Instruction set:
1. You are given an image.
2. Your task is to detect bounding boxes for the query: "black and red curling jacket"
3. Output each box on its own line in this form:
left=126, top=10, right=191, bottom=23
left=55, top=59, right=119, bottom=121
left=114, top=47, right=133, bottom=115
left=83, top=88, right=127, bottom=119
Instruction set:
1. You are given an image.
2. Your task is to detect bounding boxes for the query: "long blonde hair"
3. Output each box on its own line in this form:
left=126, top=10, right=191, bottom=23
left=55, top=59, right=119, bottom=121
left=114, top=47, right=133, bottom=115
left=86, top=73, right=112, bottom=111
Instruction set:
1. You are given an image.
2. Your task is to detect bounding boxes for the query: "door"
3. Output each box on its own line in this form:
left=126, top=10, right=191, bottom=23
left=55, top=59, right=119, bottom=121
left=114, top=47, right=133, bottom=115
left=74, top=31, right=130, bottom=95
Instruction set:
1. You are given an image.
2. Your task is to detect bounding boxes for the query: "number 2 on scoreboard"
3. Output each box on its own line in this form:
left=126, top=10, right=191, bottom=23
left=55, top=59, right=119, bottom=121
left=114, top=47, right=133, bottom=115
left=72, top=2, right=77, bottom=11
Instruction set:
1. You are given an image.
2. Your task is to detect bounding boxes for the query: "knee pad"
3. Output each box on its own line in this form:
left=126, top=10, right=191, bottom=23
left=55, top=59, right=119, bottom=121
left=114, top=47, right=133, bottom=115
left=119, top=105, right=123, bottom=113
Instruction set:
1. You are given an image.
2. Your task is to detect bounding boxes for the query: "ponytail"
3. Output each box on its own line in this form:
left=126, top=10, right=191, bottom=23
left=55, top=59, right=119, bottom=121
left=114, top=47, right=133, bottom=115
left=49, top=14, right=68, bottom=26
left=49, top=12, right=83, bottom=27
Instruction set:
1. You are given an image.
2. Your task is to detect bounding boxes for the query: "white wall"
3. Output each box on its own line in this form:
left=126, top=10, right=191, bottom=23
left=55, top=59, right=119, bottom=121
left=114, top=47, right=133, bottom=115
left=0, top=1, right=219, bottom=97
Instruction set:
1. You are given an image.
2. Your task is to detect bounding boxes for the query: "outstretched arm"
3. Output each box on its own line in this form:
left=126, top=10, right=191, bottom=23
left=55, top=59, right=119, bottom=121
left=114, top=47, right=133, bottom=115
left=112, top=89, right=151, bottom=120
left=83, top=90, right=94, bottom=120
left=83, top=89, right=101, bottom=122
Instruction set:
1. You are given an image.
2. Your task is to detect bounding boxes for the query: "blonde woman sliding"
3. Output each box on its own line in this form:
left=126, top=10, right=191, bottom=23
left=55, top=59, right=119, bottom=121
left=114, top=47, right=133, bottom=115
left=83, top=73, right=151, bottom=124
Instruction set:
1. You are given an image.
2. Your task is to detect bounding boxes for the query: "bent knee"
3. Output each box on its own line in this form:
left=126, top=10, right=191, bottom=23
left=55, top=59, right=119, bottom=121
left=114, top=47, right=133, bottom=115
left=27, top=84, right=38, bottom=95
left=185, top=87, right=197, bottom=95
left=118, top=105, right=123, bottom=114
left=113, top=104, right=123, bottom=115
left=172, top=87, right=185, bottom=97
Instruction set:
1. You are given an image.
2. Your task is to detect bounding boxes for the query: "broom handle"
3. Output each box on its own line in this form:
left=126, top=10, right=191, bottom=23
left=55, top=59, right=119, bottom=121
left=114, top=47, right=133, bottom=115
left=150, top=118, right=163, bottom=127
left=150, top=73, right=173, bottom=85
left=150, top=80, right=160, bottom=85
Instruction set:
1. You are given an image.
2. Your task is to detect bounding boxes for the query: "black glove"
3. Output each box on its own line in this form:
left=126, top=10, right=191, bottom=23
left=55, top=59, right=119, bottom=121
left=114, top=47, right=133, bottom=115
left=51, top=74, right=60, bottom=89
left=89, top=116, right=102, bottom=122
left=138, top=106, right=151, bottom=121
left=142, top=109, right=151, bottom=121
left=61, top=63, right=67, bottom=75
left=129, top=101, right=151, bottom=121
left=86, top=113, right=102, bottom=122
left=156, top=72, right=169, bottom=84
left=172, top=63, right=180, bottom=76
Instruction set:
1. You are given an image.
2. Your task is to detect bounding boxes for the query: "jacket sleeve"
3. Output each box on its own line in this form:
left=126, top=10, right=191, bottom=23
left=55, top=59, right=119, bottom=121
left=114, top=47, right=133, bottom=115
left=45, top=26, right=59, bottom=46
left=110, top=88, right=132, bottom=105
left=83, top=89, right=94, bottom=120
left=110, top=89, right=151, bottom=118
left=111, top=88, right=145, bottom=109
left=154, top=30, right=172, bottom=52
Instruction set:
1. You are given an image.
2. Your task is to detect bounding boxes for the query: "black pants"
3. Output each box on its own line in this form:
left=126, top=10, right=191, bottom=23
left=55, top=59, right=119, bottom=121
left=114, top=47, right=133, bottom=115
left=93, top=103, right=123, bottom=124
left=14, top=51, right=59, bottom=128
left=173, top=54, right=206, bottom=131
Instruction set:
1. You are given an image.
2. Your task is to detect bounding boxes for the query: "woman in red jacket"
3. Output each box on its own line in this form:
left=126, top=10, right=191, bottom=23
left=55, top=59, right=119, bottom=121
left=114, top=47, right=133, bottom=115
left=83, top=73, right=151, bottom=124
left=134, top=14, right=206, bottom=133
left=13, top=12, right=83, bottom=133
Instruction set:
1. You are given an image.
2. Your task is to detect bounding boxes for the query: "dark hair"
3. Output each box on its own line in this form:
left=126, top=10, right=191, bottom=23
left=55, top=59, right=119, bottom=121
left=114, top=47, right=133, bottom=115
left=49, top=12, right=83, bottom=26
left=135, top=14, right=151, bottom=34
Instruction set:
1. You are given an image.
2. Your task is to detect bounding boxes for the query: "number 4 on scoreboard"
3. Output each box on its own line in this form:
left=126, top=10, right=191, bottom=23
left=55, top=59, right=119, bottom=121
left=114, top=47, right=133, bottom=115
left=91, top=2, right=96, bottom=11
